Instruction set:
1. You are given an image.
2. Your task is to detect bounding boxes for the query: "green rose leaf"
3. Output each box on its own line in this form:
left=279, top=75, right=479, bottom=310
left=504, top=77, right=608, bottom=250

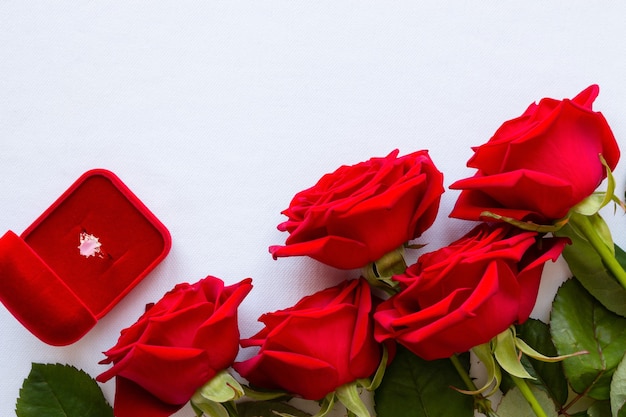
left=374, top=346, right=473, bottom=417
left=16, top=363, right=113, bottom=417
left=496, top=385, right=558, bottom=417
left=555, top=223, right=626, bottom=317
left=588, top=400, right=612, bottom=417
left=516, top=319, right=569, bottom=406
left=237, top=400, right=312, bottom=417
left=566, top=402, right=613, bottom=417
left=611, top=354, right=626, bottom=417
left=551, top=279, right=626, bottom=400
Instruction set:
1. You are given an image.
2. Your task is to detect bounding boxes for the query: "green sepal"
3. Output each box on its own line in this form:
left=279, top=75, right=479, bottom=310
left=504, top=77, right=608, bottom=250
left=515, top=336, right=587, bottom=363
left=357, top=344, right=389, bottom=391
left=494, top=328, right=534, bottom=380
left=572, top=154, right=617, bottom=216
left=464, top=343, right=501, bottom=396
left=363, top=247, right=405, bottom=294
left=574, top=192, right=611, bottom=216
left=193, top=370, right=244, bottom=403
left=479, top=211, right=569, bottom=233
left=191, top=399, right=231, bottom=417
left=514, top=319, right=569, bottom=406
left=587, top=212, right=615, bottom=255
left=367, top=247, right=407, bottom=278
left=242, top=385, right=291, bottom=401
left=191, top=401, right=204, bottom=417
left=336, top=382, right=371, bottom=417
left=573, top=189, right=623, bottom=219
left=311, top=394, right=336, bottom=417
left=612, top=194, right=626, bottom=212
left=190, top=370, right=244, bottom=417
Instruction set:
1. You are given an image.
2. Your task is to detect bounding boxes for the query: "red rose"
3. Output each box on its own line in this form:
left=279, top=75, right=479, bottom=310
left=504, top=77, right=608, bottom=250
left=450, top=85, right=620, bottom=223
left=269, top=150, right=444, bottom=269
left=97, top=276, right=253, bottom=417
left=374, top=224, right=567, bottom=360
left=234, top=278, right=382, bottom=400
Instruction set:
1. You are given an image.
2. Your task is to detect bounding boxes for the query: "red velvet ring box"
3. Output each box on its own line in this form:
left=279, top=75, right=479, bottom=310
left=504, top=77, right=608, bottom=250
left=0, top=169, right=171, bottom=345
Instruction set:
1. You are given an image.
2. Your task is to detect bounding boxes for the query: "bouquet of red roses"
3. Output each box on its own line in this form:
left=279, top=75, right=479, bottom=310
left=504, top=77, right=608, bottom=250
left=17, top=85, right=626, bottom=417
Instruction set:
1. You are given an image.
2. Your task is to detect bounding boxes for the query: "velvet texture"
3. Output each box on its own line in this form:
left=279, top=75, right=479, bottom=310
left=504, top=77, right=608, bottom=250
left=269, top=149, right=444, bottom=269
left=97, top=276, right=253, bottom=417
left=234, top=278, right=382, bottom=401
left=374, top=224, right=568, bottom=360
left=0, top=169, right=171, bottom=345
left=449, top=85, right=620, bottom=224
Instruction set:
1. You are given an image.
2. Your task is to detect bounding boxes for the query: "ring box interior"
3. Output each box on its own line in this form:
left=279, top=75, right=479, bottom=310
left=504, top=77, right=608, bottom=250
left=0, top=169, right=171, bottom=345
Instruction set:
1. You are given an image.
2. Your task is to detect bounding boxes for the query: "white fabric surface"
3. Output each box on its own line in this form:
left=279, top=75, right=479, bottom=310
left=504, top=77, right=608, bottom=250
left=1, top=2, right=626, bottom=416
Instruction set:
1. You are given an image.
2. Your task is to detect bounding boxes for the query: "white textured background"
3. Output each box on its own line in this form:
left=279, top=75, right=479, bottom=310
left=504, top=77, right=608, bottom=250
left=1, top=2, right=626, bottom=416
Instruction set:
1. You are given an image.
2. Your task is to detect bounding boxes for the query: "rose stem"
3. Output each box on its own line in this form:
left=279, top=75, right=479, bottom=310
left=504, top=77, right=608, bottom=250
left=571, top=214, right=626, bottom=289
left=510, top=375, right=548, bottom=417
left=449, top=355, right=499, bottom=417
left=449, top=355, right=476, bottom=391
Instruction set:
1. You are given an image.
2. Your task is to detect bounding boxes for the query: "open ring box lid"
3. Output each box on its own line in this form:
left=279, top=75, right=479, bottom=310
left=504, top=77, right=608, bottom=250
left=0, top=169, right=172, bottom=345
